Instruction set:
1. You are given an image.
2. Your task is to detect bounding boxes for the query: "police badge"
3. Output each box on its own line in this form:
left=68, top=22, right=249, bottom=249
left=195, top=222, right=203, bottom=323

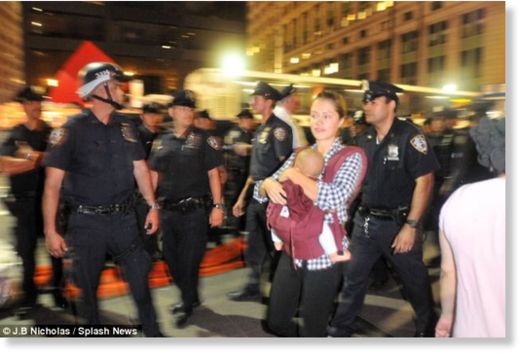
left=410, top=134, right=428, bottom=154
left=207, top=136, right=221, bottom=150
left=49, top=128, right=67, bottom=146
left=121, top=123, right=137, bottom=143
left=387, top=144, right=399, bottom=161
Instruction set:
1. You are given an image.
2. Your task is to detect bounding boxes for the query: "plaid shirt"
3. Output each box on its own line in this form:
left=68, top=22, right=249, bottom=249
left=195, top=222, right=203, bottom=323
left=254, top=138, right=364, bottom=270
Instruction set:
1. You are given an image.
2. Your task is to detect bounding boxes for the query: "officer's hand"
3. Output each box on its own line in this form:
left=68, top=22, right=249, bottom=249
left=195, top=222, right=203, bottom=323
left=232, top=198, right=245, bottom=217
left=145, top=209, right=160, bottom=235
left=391, top=225, right=416, bottom=254
left=233, top=143, right=251, bottom=156
left=45, top=231, right=68, bottom=258
left=273, top=241, right=284, bottom=251
left=263, top=178, right=287, bottom=205
left=435, top=314, right=453, bottom=337
left=209, top=207, right=224, bottom=228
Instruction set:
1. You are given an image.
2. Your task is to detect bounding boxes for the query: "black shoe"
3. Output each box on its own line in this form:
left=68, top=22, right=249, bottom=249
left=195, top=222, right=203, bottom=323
left=327, top=325, right=353, bottom=337
left=53, top=292, right=68, bottom=309
left=15, top=303, right=38, bottom=320
left=169, top=300, right=201, bottom=314
left=175, top=310, right=192, bottom=329
left=369, top=279, right=389, bottom=291
left=227, top=289, right=261, bottom=302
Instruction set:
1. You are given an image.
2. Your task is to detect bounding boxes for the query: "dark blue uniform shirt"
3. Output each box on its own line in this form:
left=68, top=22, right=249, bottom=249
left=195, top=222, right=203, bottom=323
left=358, top=119, right=439, bottom=209
left=249, top=114, right=293, bottom=181
left=1, top=122, right=51, bottom=196
left=148, top=126, right=222, bottom=201
left=44, top=110, right=145, bottom=205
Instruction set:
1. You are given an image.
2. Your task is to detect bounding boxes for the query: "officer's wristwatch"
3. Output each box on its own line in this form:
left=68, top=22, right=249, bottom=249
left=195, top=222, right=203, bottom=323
left=405, top=219, right=419, bottom=228
left=212, top=203, right=225, bottom=209
left=149, top=202, right=161, bottom=210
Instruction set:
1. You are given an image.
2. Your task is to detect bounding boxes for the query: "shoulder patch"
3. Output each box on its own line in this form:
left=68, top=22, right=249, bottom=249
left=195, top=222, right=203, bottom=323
left=207, top=136, right=221, bottom=150
left=49, top=128, right=67, bottom=147
left=121, top=123, right=138, bottom=143
left=273, top=127, right=287, bottom=142
left=410, top=134, right=428, bottom=154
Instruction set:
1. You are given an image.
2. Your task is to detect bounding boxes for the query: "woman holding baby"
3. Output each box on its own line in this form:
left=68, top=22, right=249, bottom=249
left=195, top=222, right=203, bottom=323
left=254, top=91, right=367, bottom=336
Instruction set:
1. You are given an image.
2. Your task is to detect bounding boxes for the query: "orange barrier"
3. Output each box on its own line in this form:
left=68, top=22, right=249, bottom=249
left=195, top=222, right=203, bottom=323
left=34, top=237, right=246, bottom=299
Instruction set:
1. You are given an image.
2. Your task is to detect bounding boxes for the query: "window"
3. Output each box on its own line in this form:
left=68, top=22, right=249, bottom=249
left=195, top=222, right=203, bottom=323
left=340, top=52, right=353, bottom=72
left=428, top=56, right=445, bottom=74
left=378, top=39, right=392, bottom=60
left=358, top=46, right=370, bottom=65
left=403, top=11, right=414, bottom=22
left=327, top=42, right=335, bottom=50
left=303, top=12, right=309, bottom=44
left=429, top=21, right=448, bottom=46
left=342, top=36, right=349, bottom=45
left=377, top=68, right=390, bottom=82
left=431, top=2, right=443, bottom=11
left=360, top=29, right=368, bottom=38
left=461, top=9, right=486, bottom=38
left=401, top=31, right=418, bottom=53
left=460, top=47, right=482, bottom=77
left=342, top=2, right=352, bottom=17
left=314, top=4, right=322, bottom=35
left=327, top=2, right=335, bottom=29
left=400, top=62, right=417, bottom=84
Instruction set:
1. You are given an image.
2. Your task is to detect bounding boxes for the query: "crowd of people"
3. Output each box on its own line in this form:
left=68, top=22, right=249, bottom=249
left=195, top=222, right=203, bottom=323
left=0, top=61, right=505, bottom=338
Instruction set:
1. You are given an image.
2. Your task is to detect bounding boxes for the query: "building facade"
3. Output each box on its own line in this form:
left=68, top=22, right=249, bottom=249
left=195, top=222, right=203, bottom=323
left=0, top=2, right=24, bottom=103
left=246, top=1, right=505, bottom=92
left=23, top=1, right=245, bottom=94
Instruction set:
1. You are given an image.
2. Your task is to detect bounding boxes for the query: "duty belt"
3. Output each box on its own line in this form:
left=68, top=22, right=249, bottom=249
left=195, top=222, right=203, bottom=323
left=72, top=199, right=134, bottom=215
left=160, top=196, right=210, bottom=213
left=358, top=205, right=409, bottom=223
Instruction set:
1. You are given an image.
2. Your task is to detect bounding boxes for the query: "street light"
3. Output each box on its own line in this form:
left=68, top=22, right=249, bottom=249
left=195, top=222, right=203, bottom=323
left=220, top=52, right=246, bottom=77
left=442, top=84, right=457, bottom=94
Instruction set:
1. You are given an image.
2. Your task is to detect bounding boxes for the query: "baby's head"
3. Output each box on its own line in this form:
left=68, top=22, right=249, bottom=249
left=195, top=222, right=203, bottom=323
left=294, top=148, right=324, bottom=179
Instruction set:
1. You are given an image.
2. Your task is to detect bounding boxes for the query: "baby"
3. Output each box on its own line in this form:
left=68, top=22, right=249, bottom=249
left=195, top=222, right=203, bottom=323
left=271, top=148, right=351, bottom=263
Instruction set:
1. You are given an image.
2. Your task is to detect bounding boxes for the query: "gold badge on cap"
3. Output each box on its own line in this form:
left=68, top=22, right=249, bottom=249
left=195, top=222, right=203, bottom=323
left=121, top=123, right=137, bottom=143
left=273, top=127, right=287, bottom=142
left=410, top=134, right=428, bottom=154
left=49, top=128, right=67, bottom=147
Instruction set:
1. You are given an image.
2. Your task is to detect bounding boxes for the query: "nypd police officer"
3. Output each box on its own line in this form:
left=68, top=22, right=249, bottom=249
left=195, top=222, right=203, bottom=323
left=328, top=80, right=439, bottom=337
left=148, top=90, right=224, bottom=328
left=135, top=102, right=164, bottom=259
left=43, top=62, right=162, bottom=336
left=0, top=86, right=65, bottom=316
left=228, top=82, right=293, bottom=301
left=223, top=109, right=255, bottom=230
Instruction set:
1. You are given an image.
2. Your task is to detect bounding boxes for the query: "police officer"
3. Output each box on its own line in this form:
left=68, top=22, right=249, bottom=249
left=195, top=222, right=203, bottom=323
left=328, top=80, right=439, bottom=337
left=148, top=90, right=224, bottom=328
left=223, top=109, right=255, bottom=231
left=135, top=102, right=164, bottom=259
left=0, top=86, right=65, bottom=316
left=274, top=83, right=308, bottom=149
left=43, top=62, right=162, bottom=336
left=228, top=81, right=293, bottom=301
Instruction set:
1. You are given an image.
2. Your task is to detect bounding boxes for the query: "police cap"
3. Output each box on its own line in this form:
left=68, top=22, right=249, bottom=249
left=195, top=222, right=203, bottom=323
left=169, top=89, right=196, bottom=108
left=432, top=107, right=457, bottom=120
left=14, top=86, right=45, bottom=103
left=361, top=80, right=403, bottom=105
left=251, top=81, right=282, bottom=101
left=279, top=83, right=297, bottom=100
left=142, top=102, right=164, bottom=114
left=236, top=108, right=254, bottom=119
left=197, top=109, right=213, bottom=120
left=78, top=62, right=131, bottom=99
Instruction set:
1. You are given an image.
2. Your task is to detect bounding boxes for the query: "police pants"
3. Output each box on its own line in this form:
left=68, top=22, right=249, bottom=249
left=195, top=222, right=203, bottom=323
left=244, top=199, right=274, bottom=291
left=67, top=212, right=160, bottom=336
left=267, top=252, right=342, bottom=337
left=330, top=211, right=436, bottom=334
left=161, top=206, right=208, bottom=311
left=11, top=197, right=63, bottom=305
